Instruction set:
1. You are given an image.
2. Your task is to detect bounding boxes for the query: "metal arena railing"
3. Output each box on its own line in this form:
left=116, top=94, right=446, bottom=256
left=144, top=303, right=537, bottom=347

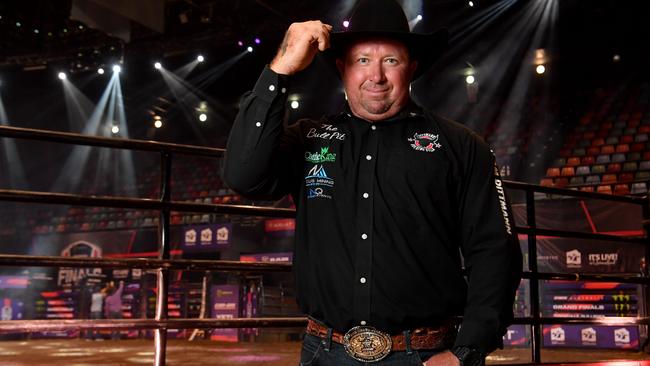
left=0, top=124, right=649, bottom=365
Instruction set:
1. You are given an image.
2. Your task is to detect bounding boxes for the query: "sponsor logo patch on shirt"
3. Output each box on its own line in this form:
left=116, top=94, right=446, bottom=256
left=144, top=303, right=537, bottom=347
left=407, top=133, right=442, bottom=152
left=305, top=147, right=337, bottom=163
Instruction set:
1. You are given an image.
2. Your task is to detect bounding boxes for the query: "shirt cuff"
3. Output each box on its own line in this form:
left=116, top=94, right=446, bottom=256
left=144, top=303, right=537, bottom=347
left=453, top=319, right=502, bottom=356
left=252, top=66, right=289, bottom=103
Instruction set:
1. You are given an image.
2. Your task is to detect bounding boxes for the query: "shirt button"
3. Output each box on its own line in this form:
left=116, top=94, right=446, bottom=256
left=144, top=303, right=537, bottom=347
left=365, top=155, right=372, bottom=161
left=255, top=122, right=262, bottom=127
left=361, top=233, right=368, bottom=240
left=360, top=320, right=367, bottom=325
left=268, top=84, right=275, bottom=91
left=371, top=125, right=377, bottom=130
left=362, top=193, right=369, bottom=199
left=360, top=277, right=366, bottom=284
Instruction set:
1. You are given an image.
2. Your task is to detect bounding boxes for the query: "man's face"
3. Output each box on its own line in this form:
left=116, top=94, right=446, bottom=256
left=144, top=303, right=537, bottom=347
left=337, top=38, right=417, bottom=122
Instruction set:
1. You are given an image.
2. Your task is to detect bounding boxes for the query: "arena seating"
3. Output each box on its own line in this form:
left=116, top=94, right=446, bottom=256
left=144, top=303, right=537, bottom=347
left=541, top=82, right=650, bottom=195
left=0, top=157, right=287, bottom=235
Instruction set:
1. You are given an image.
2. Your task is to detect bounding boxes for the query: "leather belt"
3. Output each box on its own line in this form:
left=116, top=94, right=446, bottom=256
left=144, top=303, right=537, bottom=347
left=306, top=318, right=456, bottom=362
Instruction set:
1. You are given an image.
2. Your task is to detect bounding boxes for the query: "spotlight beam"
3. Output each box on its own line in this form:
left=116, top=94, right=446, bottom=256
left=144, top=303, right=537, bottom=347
left=51, top=75, right=118, bottom=192
left=0, top=95, right=29, bottom=189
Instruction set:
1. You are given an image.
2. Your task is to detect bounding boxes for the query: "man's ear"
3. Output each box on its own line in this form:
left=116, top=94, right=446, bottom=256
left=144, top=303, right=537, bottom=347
left=409, top=60, right=418, bottom=79
left=336, top=59, right=345, bottom=77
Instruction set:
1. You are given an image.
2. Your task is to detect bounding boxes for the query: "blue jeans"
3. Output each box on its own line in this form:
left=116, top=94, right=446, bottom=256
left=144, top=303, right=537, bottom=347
left=89, top=311, right=103, bottom=340
left=299, top=334, right=444, bottom=365
left=106, top=311, right=122, bottom=340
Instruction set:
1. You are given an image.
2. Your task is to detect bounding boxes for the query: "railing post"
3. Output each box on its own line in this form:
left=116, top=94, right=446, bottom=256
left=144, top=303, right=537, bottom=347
left=642, top=196, right=650, bottom=353
left=154, top=151, right=172, bottom=366
left=526, top=190, right=542, bottom=364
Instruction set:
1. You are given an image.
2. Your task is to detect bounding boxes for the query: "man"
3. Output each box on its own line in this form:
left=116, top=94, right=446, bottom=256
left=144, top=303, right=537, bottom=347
left=223, top=0, right=522, bottom=364
left=103, top=280, right=124, bottom=340
left=89, top=285, right=105, bottom=340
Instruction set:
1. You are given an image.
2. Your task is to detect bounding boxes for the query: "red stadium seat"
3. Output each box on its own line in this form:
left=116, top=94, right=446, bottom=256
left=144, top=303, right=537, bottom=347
left=566, top=157, right=581, bottom=166
left=579, top=186, right=595, bottom=192
left=607, top=163, right=621, bottom=173
left=601, top=145, right=615, bottom=154
left=619, top=172, right=634, bottom=182
left=586, top=146, right=601, bottom=156
left=540, top=178, right=554, bottom=187
left=631, top=143, right=645, bottom=152
left=581, top=156, right=595, bottom=165
left=597, top=185, right=613, bottom=194
left=614, top=184, right=631, bottom=195
left=591, top=137, right=605, bottom=146
left=616, top=144, right=630, bottom=153
left=546, top=167, right=561, bottom=177
left=620, top=135, right=634, bottom=144
left=561, top=167, right=575, bottom=176
left=602, top=174, right=617, bottom=183
left=554, top=178, right=569, bottom=187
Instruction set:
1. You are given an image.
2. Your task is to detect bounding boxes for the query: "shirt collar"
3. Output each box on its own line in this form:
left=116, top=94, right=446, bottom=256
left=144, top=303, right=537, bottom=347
left=343, top=101, right=424, bottom=126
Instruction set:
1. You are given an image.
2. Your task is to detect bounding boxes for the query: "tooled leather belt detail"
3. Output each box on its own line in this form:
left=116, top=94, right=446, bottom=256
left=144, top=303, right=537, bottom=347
left=306, top=319, right=456, bottom=362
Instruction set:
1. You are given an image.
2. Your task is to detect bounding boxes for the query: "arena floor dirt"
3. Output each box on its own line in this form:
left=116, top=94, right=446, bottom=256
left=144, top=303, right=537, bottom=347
left=1, top=339, right=650, bottom=365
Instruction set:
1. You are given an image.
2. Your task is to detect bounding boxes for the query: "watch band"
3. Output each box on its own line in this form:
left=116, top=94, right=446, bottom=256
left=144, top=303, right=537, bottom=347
left=451, top=345, right=484, bottom=366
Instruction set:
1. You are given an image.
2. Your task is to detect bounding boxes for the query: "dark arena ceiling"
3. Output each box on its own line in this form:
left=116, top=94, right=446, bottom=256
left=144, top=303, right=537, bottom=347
left=0, top=0, right=648, bottom=150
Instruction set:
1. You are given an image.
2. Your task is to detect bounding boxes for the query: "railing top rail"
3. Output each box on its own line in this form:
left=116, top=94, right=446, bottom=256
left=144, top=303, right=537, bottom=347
left=0, top=189, right=295, bottom=217
left=0, top=125, right=225, bottom=157
left=503, top=180, right=646, bottom=205
left=0, top=254, right=293, bottom=272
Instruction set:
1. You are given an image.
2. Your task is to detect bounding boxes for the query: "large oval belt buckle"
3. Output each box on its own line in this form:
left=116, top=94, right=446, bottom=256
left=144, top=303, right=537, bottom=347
left=343, top=326, right=392, bottom=362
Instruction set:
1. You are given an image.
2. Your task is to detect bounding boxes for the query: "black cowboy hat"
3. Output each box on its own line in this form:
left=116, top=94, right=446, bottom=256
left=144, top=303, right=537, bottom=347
left=327, top=0, right=448, bottom=79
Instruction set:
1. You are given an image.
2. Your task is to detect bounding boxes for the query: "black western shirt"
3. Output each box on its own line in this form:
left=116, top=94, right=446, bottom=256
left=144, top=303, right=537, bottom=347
left=223, top=67, right=523, bottom=355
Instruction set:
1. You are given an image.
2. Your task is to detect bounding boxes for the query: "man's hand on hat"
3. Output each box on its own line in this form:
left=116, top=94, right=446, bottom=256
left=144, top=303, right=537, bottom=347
left=270, top=20, right=332, bottom=75
left=422, top=350, right=460, bottom=366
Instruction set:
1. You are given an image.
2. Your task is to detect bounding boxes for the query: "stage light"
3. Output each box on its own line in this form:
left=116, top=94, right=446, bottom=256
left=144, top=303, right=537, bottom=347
left=416, top=14, right=423, bottom=21
left=111, top=125, right=119, bottom=134
left=247, top=46, right=253, bottom=53
left=154, top=62, right=162, bottom=70
left=58, top=72, right=67, bottom=80
left=290, top=100, right=299, bottom=109
left=254, top=38, right=261, bottom=44
left=613, top=54, right=621, bottom=62
left=238, top=41, right=244, bottom=47
left=469, top=1, right=474, bottom=7
left=154, top=120, right=163, bottom=128
left=199, top=113, right=207, bottom=122
left=197, top=55, right=205, bottom=62
left=113, top=65, right=121, bottom=73
left=15, top=22, right=21, bottom=27
left=34, top=29, right=39, bottom=34
left=97, top=68, right=105, bottom=74
left=536, top=65, right=546, bottom=74
left=78, top=25, right=84, bottom=30
left=343, top=20, right=350, bottom=28
left=465, top=75, right=475, bottom=84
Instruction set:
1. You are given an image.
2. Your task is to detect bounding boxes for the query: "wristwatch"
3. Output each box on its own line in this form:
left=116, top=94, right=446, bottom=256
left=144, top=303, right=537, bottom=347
left=451, top=346, right=484, bottom=366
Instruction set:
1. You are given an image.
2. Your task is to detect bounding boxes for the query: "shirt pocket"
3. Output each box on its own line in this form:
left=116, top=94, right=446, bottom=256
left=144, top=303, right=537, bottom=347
left=384, top=148, right=450, bottom=202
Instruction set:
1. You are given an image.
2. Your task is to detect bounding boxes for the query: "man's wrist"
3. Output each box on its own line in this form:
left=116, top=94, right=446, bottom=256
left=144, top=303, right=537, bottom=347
left=450, top=346, right=484, bottom=366
left=269, top=58, right=293, bottom=75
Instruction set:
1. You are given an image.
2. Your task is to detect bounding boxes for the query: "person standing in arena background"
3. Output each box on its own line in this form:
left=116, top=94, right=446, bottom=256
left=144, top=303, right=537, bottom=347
left=223, top=0, right=522, bottom=364
left=103, top=280, right=124, bottom=340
